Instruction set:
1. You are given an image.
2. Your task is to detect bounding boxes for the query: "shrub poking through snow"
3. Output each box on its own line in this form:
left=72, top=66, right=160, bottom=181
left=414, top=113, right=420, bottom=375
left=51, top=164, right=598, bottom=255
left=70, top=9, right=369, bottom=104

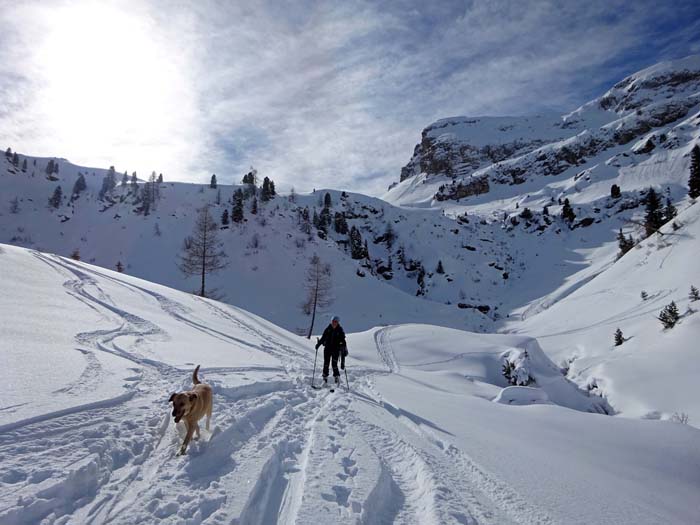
left=658, top=301, right=680, bottom=329
left=614, top=328, right=624, bottom=346
left=689, top=285, right=699, bottom=302
left=641, top=290, right=649, bottom=301
left=670, top=412, right=690, bottom=424
left=502, top=350, right=535, bottom=386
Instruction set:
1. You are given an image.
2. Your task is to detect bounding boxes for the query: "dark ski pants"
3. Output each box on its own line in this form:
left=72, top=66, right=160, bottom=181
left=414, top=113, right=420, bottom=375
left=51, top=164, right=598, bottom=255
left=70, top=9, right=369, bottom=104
left=323, top=347, right=340, bottom=378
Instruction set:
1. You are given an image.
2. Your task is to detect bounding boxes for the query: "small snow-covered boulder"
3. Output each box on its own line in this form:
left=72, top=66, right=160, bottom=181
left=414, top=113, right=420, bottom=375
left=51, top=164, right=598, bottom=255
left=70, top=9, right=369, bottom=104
left=494, top=386, right=550, bottom=406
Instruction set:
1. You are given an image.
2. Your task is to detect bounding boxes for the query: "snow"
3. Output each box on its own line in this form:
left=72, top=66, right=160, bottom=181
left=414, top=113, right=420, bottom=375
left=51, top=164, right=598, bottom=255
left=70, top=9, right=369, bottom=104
left=2, top=243, right=699, bottom=524
left=2, top=55, right=700, bottom=524
left=505, top=201, right=700, bottom=425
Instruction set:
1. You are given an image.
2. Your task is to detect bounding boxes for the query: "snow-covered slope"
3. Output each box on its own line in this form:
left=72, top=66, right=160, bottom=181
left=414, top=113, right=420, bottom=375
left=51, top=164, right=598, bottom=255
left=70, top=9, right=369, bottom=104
left=505, top=199, right=700, bottom=425
left=1, top=244, right=699, bottom=524
left=0, top=157, right=515, bottom=333
left=2, top=57, right=699, bottom=339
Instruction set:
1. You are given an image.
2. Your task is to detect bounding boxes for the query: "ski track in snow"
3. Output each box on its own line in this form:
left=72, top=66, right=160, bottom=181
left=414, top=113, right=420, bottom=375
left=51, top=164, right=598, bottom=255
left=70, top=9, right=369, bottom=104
left=1, top=254, right=556, bottom=525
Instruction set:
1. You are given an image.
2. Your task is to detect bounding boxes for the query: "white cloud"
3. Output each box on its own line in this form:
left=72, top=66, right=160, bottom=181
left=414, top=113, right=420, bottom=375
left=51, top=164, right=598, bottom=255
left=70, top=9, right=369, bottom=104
left=1, top=0, right=698, bottom=195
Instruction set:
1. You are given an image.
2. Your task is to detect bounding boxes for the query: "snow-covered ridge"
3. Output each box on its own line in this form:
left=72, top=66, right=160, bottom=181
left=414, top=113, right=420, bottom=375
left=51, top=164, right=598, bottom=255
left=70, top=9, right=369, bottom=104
left=388, top=54, right=700, bottom=208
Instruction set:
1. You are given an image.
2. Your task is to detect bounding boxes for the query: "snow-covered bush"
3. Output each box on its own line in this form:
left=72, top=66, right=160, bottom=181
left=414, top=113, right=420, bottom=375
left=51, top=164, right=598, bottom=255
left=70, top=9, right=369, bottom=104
left=670, top=412, right=689, bottom=425
left=502, top=350, right=535, bottom=386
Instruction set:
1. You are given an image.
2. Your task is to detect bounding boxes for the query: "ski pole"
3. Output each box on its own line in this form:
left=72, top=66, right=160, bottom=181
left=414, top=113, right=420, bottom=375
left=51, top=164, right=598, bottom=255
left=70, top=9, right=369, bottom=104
left=311, top=338, right=320, bottom=388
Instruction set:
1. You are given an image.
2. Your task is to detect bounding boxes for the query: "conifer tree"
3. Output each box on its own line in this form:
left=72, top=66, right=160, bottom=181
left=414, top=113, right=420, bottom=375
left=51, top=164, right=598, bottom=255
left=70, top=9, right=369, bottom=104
left=334, top=212, right=348, bottom=234
left=250, top=197, right=258, bottom=215
left=261, top=177, right=273, bottom=202
left=99, top=167, right=117, bottom=200
left=614, top=328, right=624, bottom=346
left=130, top=172, right=138, bottom=189
left=644, top=187, right=663, bottom=237
left=210, top=174, right=217, bottom=189
left=616, top=228, right=634, bottom=258
left=45, top=159, right=55, bottom=175
left=690, top=285, right=700, bottom=302
left=70, top=249, right=80, bottom=261
left=121, top=171, right=128, bottom=186
left=663, top=197, right=677, bottom=223
left=561, top=198, right=575, bottom=223
left=48, top=186, right=63, bottom=208
left=157, top=173, right=163, bottom=184
left=610, top=184, right=621, bottom=199
left=178, top=206, right=227, bottom=297
left=319, top=207, right=331, bottom=231
left=436, top=260, right=445, bottom=274
left=221, top=209, right=229, bottom=225
left=300, top=207, right=311, bottom=234
left=5, top=147, right=11, bottom=159
left=302, top=254, right=334, bottom=338
left=658, top=301, right=680, bottom=329
left=116, top=261, right=124, bottom=273
left=231, top=189, right=244, bottom=223
left=689, top=144, right=700, bottom=199
left=242, top=168, right=257, bottom=185
left=72, top=174, right=87, bottom=199
left=148, top=171, right=159, bottom=205
left=12, top=151, right=19, bottom=166
left=349, top=226, right=365, bottom=259
left=289, top=187, right=297, bottom=203
left=21, top=158, right=27, bottom=172
left=324, top=192, right=332, bottom=208
left=140, top=183, right=151, bottom=216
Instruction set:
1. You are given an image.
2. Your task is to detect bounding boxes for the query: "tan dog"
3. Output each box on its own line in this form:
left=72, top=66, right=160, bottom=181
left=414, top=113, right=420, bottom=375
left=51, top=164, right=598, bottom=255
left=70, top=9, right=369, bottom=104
left=169, top=365, right=213, bottom=455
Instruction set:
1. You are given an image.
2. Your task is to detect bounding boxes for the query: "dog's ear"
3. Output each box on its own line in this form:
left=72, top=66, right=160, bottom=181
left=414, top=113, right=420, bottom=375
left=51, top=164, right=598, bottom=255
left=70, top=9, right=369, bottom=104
left=169, top=393, right=176, bottom=403
left=188, top=392, right=198, bottom=401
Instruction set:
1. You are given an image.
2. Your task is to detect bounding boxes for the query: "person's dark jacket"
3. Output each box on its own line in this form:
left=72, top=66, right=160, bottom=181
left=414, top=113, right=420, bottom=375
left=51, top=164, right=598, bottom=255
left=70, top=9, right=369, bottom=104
left=317, top=324, right=347, bottom=354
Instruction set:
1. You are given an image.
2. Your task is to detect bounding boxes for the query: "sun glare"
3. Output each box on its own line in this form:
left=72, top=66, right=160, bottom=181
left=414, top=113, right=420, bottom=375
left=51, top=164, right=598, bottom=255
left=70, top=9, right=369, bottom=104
left=32, top=2, right=193, bottom=169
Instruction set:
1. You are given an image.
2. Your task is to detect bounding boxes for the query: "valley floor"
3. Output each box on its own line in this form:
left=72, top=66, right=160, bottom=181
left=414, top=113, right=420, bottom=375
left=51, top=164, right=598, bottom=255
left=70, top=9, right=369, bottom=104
left=1, top=245, right=699, bottom=525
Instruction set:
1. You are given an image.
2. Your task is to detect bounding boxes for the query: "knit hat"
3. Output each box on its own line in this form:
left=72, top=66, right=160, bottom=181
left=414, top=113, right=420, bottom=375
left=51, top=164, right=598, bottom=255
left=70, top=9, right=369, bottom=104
left=331, top=315, right=340, bottom=323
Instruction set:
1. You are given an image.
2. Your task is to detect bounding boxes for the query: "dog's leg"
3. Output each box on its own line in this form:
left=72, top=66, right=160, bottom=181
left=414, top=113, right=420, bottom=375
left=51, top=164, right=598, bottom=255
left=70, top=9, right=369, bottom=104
left=179, top=423, right=195, bottom=455
left=194, top=422, right=201, bottom=440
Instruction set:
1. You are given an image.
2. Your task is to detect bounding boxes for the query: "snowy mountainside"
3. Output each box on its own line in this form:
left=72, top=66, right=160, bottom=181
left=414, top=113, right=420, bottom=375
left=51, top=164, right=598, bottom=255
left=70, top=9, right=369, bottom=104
left=0, top=152, right=550, bottom=334
left=505, top=199, right=700, bottom=425
left=386, top=55, right=700, bottom=214
left=1, top=243, right=699, bottom=524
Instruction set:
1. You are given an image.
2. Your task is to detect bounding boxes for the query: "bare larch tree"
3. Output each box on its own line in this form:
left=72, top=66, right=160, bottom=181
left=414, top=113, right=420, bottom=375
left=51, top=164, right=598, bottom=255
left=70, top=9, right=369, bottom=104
left=178, top=206, right=227, bottom=297
left=303, top=254, right=333, bottom=338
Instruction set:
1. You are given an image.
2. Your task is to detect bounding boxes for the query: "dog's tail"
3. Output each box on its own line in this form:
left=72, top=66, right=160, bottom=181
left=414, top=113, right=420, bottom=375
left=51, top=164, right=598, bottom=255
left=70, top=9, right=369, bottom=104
left=193, top=364, right=201, bottom=385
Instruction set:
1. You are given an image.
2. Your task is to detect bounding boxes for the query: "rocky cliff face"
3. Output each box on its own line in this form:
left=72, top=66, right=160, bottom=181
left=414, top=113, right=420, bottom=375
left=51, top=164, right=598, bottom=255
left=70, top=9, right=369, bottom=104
left=390, top=55, right=700, bottom=205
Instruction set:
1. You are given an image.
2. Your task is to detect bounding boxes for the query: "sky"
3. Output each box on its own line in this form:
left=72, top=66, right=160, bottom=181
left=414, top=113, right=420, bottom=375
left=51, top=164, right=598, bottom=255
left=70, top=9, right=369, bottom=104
left=1, top=0, right=700, bottom=196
